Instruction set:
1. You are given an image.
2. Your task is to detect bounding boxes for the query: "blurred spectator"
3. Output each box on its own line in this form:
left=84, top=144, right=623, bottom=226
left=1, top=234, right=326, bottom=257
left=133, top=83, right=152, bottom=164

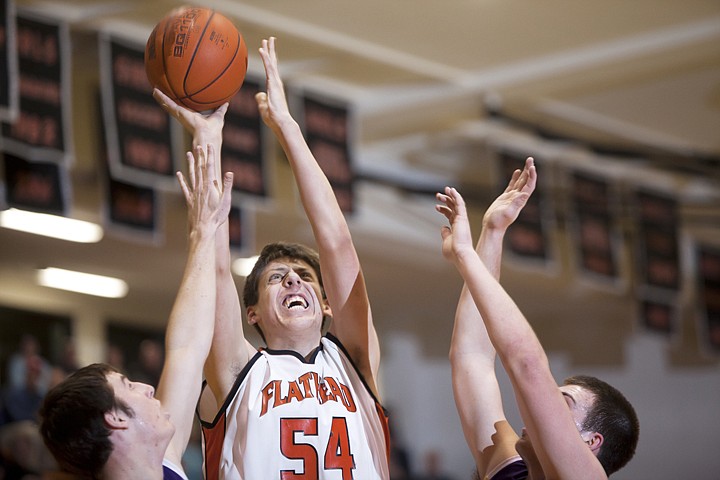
left=414, top=449, right=455, bottom=480
left=0, top=420, right=58, bottom=479
left=56, top=337, right=79, bottom=377
left=386, top=406, right=413, bottom=480
left=106, top=344, right=126, bottom=373
left=127, top=339, right=163, bottom=388
left=6, top=334, right=51, bottom=396
left=1, top=354, right=45, bottom=424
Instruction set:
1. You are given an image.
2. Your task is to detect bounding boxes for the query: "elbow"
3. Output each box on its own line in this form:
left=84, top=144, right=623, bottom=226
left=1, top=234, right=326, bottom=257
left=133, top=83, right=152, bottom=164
left=502, top=344, right=550, bottom=382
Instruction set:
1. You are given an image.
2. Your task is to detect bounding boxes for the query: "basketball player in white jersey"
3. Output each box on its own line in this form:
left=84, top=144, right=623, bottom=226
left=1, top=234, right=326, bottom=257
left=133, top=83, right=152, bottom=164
left=154, top=37, right=390, bottom=479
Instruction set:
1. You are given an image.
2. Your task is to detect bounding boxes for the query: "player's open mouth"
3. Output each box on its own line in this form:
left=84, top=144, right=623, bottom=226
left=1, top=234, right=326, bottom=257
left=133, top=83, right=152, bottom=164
left=283, top=295, right=308, bottom=310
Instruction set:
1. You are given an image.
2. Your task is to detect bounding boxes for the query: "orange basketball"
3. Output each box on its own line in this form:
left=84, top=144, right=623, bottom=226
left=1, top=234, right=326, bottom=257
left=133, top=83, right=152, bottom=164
left=145, top=7, right=248, bottom=112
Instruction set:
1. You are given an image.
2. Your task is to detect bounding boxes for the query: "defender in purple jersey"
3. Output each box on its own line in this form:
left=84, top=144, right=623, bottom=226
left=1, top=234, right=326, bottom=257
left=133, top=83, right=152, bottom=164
left=40, top=133, right=233, bottom=478
left=438, top=160, right=639, bottom=479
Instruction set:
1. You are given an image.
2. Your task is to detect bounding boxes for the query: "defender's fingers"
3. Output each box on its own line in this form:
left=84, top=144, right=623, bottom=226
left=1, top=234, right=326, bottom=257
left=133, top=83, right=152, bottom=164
left=176, top=171, right=192, bottom=205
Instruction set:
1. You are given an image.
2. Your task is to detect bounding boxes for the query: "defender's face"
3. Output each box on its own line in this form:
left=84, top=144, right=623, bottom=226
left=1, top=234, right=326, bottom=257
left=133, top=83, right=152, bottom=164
left=514, top=385, right=597, bottom=473
left=248, top=258, right=329, bottom=337
left=106, top=372, right=173, bottom=439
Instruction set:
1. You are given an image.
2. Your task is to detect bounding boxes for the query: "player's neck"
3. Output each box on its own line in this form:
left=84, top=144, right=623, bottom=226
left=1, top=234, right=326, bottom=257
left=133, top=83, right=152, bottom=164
left=526, top=465, right=545, bottom=480
left=104, top=444, right=166, bottom=479
left=266, top=330, right=322, bottom=358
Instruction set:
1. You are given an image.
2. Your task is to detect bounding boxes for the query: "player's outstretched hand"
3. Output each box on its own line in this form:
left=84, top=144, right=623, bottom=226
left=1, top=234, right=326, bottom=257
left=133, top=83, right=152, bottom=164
left=177, top=144, right=233, bottom=235
left=153, top=88, right=229, bottom=152
left=256, top=37, right=293, bottom=135
left=436, top=187, right=475, bottom=264
left=483, top=156, right=537, bottom=232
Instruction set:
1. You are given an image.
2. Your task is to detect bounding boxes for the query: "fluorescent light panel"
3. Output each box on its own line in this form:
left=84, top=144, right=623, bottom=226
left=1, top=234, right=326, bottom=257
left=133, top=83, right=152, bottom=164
left=232, top=255, right=259, bottom=277
left=37, top=267, right=128, bottom=298
left=0, top=208, right=103, bottom=243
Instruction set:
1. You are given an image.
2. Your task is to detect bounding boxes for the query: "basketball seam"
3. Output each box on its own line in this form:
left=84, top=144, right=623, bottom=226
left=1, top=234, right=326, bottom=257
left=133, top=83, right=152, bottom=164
left=160, top=15, right=182, bottom=102
left=182, top=32, right=243, bottom=107
left=182, top=10, right=215, bottom=100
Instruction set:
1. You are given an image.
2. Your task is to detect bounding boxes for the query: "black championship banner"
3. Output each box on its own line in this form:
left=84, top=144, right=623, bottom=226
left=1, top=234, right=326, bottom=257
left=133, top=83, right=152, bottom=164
left=498, top=151, right=553, bottom=264
left=1, top=11, right=71, bottom=163
left=300, top=93, right=354, bottom=214
left=100, top=33, right=178, bottom=190
left=697, top=246, right=720, bottom=354
left=0, top=0, right=18, bottom=121
left=222, top=76, right=269, bottom=200
left=3, top=152, right=67, bottom=214
left=570, top=171, right=619, bottom=281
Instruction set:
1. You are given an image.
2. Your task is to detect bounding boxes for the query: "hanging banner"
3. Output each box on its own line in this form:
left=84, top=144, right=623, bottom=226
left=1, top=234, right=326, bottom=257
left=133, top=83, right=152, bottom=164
left=297, top=91, right=355, bottom=214
left=497, top=151, right=554, bottom=266
left=2, top=152, right=68, bottom=214
left=568, top=171, right=621, bottom=282
left=222, top=76, right=270, bottom=201
left=99, top=33, right=179, bottom=190
left=638, top=298, right=676, bottom=336
left=0, top=10, right=72, bottom=164
left=228, top=205, right=255, bottom=255
left=0, top=0, right=18, bottom=122
left=697, top=245, right=720, bottom=354
left=634, top=189, right=680, bottom=291
left=105, top=177, right=158, bottom=235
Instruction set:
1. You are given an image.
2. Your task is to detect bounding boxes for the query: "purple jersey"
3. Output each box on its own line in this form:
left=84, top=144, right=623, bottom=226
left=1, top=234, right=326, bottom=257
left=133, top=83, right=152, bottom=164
left=490, top=459, right=528, bottom=480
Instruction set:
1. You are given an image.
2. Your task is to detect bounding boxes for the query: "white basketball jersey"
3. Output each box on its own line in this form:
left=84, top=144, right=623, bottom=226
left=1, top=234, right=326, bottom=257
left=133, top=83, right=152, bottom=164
left=199, top=334, right=390, bottom=480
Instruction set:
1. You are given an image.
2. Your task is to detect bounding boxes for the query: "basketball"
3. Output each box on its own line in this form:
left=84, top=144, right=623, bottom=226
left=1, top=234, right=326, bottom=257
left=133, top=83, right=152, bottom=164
left=145, top=7, right=248, bottom=112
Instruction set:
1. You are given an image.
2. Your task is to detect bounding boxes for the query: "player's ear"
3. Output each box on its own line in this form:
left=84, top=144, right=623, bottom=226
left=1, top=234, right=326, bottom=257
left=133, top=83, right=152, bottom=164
left=104, top=409, right=129, bottom=430
left=583, top=431, right=604, bottom=454
left=321, top=300, right=333, bottom=319
left=246, top=306, right=259, bottom=325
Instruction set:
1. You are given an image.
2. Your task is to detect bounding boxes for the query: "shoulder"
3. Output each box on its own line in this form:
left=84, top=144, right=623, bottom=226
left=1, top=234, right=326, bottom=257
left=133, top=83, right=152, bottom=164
left=487, top=458, right=528, bottom=480
left=163, top=458, right=189, bottom=480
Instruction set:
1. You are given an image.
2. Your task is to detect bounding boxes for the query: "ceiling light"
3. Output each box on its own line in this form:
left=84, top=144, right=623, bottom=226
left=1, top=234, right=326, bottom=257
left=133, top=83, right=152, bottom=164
left=37, top=267, right=128, bottom=298
left=0, top=208, right=103, bottom=243
left=232, top=255, right=259, bottom=277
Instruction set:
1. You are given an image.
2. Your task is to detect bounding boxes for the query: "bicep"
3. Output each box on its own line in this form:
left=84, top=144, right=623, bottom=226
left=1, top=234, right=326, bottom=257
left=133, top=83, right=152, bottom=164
left=157, top=348, right=204, bottom=464
left=204, top=250, right=254, bottom=407
left=324, top=255, right=380, bottom=392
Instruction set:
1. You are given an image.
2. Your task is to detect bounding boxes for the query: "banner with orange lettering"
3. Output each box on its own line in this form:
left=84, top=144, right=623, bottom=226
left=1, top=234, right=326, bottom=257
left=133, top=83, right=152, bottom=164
left=3, top=152, right=67, bottom=214
left=567, top=170, right=622, bottom=286
left=0, top=0, right=18, bottom=122
left=99, top=33, right=180, bottom=190
left=296, top=91, right=355, bottom=214
left=497, top=151, right=555, bottom=268
left=222, top=77, right=270, bottom=201
left=1, top=10, right=72, bottom=164
left=697, top=245, right=720, bottom=355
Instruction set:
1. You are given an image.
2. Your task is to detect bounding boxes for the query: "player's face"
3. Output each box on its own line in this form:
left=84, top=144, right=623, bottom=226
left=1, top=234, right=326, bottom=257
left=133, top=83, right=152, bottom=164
left=559, top=384, right=596, bottom=433
left=249, top=258, right=329, bottom=339
left=515, top=385, right=597, bottom=475
left=106, top=372, right=174, bottom=440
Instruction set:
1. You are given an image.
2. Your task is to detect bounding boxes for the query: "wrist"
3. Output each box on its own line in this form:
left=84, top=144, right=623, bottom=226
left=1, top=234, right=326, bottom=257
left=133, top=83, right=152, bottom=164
left=479, top=225, right=506, bottom=246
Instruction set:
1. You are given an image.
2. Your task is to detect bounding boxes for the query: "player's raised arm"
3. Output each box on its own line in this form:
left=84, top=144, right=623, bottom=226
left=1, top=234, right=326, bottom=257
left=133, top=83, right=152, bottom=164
left=158, top=144, right=233, bottom=465
left=256, top=37, right=380, bottom=394
left=450, top=158, right=535, bottom=476
left=153, top=88, right=255, bottom=408
left=436, top=184, right=606, bottom=479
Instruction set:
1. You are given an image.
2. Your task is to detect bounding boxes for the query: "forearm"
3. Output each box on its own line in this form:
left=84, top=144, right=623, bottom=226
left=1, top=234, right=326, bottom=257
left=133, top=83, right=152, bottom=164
left=450, top=226, right=508, bottom=469
left=455, top=248, right=547, bottom=377
left=450, top=223, right=506, bottom=358
left=276, top=118, right=351, bottom=249
left=203, top=222, right=247, bottom=399
left=477, top=225, right=506, bottom=278
left=165, top=231, right=216, bottom=360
